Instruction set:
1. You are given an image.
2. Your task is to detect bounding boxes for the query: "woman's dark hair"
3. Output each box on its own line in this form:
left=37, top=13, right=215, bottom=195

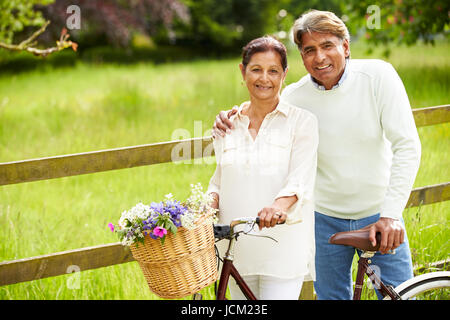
left=242, top=36, right=288, bottom=71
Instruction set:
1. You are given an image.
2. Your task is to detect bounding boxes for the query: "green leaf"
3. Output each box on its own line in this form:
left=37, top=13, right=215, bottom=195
left=170, top=224, right=178, bottom=235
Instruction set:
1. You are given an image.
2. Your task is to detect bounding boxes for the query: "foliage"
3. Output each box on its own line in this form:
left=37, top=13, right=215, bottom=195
left=2, top=0, right=449, bottom=55
left=0, top=0, right=54, bottom=44
left=173, top=0, right=282, bottom=49
left=276, top=0, right=343, bottom=32
left=0, top=0, right=78, bottom=57
left=37, top=0, right=189, bottom=48
left=343, top=0, right=450, bottom=55
left=36, top=0, right=345, bottom=50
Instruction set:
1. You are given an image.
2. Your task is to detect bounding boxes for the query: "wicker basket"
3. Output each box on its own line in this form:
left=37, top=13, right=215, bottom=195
left=129, top=222, right=218, bottom=299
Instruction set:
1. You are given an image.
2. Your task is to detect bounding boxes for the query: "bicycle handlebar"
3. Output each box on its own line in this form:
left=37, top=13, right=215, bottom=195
left=230, top=216, right=285, bottom=229
left=214, top=216, right=285, bottom=241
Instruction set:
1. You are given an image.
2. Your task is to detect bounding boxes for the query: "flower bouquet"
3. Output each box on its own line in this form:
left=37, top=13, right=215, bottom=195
left=109, top=183, right=219, bottom=299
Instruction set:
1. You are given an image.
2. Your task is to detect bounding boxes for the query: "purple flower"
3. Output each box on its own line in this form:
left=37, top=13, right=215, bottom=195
left=126, top=230, right=134, bottom=239
left=149, top=232, right=158, bottom=240
left=150, top=202, right=164, bottom=214
left=108, top=223, right=115, bottom=232
left=153, top=226, right=168, bottom=238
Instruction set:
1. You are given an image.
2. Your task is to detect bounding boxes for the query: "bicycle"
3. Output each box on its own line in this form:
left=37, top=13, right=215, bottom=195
left=193, top=216, right=284, bottom=300
left=329, top=229, right=450, bottom=300
left=193, top=217, right=449, bottom=300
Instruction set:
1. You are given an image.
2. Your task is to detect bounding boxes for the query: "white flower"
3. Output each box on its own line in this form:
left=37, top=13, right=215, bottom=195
left=180, top=214, right=196, bottom=230
left=179, top=182, right=219, bottom=229
left=165, top=193, right=174, bottom=200
left=118, top=211, right=128, bottom=228
left=119, top=202, right=152, bottom=226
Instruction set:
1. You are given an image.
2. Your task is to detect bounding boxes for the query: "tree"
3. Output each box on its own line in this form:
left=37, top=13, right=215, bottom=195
left=38, top=0, right=189, bottom=48
left=343, top=0, right=449, bottom=54
left=273, top=0, right=343, bottom=45
left=0, top=0, right=52, bottom=44
left=0, top=0, right=76, bottom=57
left=172, top=0, right=285, bottom=50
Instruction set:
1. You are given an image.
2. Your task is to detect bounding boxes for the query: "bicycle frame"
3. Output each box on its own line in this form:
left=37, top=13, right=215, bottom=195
left=216, top=258, right=257, bottom=300
left=215, top=217, right=263, bottom=300
left=353, top=251, right=401, bottom=300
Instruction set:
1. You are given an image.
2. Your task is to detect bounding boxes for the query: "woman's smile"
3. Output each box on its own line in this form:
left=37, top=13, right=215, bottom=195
left=240, top=50, right=286, bottom=102
left=255, top=84, right=273, bottom=90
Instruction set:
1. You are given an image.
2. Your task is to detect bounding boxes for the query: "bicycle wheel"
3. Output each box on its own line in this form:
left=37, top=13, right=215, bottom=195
left=383, top=271, right=450, bottom=300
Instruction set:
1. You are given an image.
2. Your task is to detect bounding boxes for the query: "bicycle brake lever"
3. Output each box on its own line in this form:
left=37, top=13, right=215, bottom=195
left=243, top=221, right=279, bottom=243
left=244, top=232, right=279, bottom=243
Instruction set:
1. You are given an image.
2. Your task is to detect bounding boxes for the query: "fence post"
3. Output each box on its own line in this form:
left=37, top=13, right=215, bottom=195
left=299, top=281, right=315, bottom=300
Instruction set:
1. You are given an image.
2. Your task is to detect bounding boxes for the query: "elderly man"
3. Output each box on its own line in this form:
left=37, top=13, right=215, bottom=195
left=212, top=10, right=421, bottom=300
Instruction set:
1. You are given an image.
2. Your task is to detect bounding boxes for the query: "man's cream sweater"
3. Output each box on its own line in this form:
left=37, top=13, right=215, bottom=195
left=281, top=59, right=421, bottom=220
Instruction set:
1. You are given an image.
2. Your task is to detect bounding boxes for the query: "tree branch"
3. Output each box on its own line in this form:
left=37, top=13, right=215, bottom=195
left=0, top=21, right=77, bottom=58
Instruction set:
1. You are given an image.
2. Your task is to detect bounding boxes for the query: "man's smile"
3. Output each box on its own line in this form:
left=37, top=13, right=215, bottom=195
left=315, top=64, right=332, bottom=71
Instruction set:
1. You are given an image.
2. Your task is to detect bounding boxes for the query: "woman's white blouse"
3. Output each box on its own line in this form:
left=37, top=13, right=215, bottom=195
left=208, top=100, right=319, bottom=280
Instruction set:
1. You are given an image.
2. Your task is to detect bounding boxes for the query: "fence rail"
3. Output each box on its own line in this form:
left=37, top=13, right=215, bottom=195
left=0, top=104, right=449, bottom=299
left=1, top=105, right=448, bottom=187
left=0, top=181, right=448, bottom=287
left=0, top=138, right=212, bottom=186
left=412, top=104, right=450, bottom=127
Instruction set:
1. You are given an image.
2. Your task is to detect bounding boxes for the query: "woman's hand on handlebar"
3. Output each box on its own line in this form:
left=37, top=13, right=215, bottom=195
left=257, top=206, right=286, bottom=230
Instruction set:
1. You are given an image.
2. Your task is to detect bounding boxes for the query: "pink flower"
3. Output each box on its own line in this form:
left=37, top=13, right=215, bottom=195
left=108, top=223, right=115, bottom=232
left=153, top=226, right=168, bottom=238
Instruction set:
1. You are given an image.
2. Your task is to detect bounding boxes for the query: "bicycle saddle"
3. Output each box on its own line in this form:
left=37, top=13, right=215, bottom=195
left=328, top=230, right=381, bottom=252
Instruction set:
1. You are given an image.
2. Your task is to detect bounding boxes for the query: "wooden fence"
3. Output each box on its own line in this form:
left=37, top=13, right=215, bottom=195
left=0, top=104, right=449, bottom=299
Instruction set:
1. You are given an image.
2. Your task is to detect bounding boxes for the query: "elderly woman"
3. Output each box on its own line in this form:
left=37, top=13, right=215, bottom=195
left=208, top=36, right=318, bottom=300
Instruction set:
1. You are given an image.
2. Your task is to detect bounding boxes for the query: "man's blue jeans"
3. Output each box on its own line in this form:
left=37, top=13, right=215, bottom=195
left=314, top=211, right=414, bottom=300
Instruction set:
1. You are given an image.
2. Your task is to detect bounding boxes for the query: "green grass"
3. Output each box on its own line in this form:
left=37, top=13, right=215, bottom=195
left=0, top=40, right=448, bottom=300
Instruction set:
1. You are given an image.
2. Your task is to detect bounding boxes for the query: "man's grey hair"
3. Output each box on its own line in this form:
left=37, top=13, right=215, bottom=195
left=293, top=10, right=350, bottom=50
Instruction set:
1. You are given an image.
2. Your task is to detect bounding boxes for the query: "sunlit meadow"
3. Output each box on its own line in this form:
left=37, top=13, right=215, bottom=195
left=0, top=40, right=448, bottom=299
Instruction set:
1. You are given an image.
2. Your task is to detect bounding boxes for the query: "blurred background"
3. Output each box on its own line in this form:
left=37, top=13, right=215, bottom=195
left=1, top=0, right=448, bottom=69
left=0, top=0, right=448, bottom=300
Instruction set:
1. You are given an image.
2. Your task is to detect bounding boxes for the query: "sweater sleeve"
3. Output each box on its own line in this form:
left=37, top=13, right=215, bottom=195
left=376, top=61, right=421, bottom=220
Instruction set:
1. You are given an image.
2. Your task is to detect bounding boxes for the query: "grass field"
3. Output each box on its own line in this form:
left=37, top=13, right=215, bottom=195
left=0, top=40, right=448, bottom=300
